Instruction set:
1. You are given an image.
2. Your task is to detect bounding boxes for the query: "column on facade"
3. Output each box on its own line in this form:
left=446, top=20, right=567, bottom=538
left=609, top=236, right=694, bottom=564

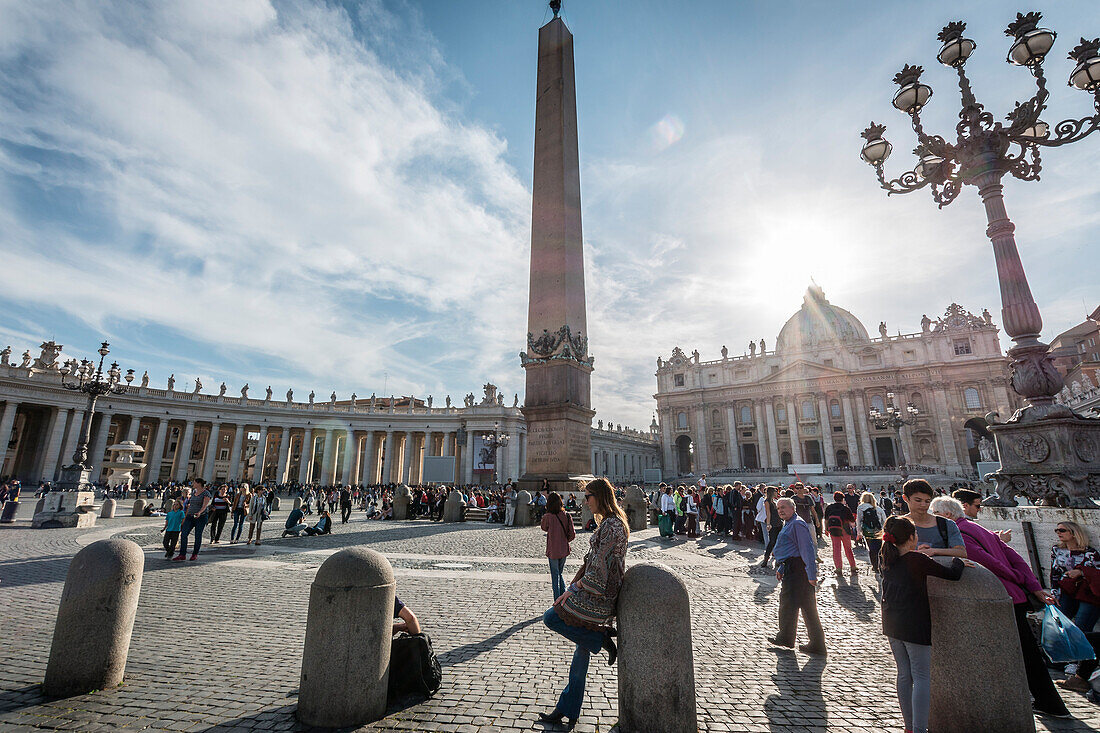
left=316, top=428, right=333, bottom=485
left=228, top=424, right=246, bottom=481
left=173, top=419, right=195, bottom=482
left=252, top=425, right=269, bottom=484
left=785, top=400, right=803, bottom=464
left=817, top=395, right=835, bottom=467
left=660, top=411, right=675, bottom=475
left=39, top=407, right=72, bottom=482
left=463, top=428, right=474, bottom=484
left=144, top=418, right=167, bottom=484
left=992, top=384, right=1013, bottom=418
left=751, top=401, right=768, bottom=469
left=359, top=430, right=375, bottom=484
left=441, top=431, right=453, bottom=457
left=400, top=432, right=414, bottom=484
left=725, top=404, right=741, bottom=470
left=58, top=408, right=83, bottom=473
left=931, top=387, right=962, bottom=468
left=0, top=400, right=20, bottom=473
left=275, top=427, right=292, bottom=484
left=201, top=422, right=221, bottom=482
left=763, top=402, right=780, bottom=468
left=839, top=393, right=861, bottom=465
left=693, top=407, right=710, bottom=473
left=124, top=415, right=141, bottom=443
left=298, top=428, right=314, bottom=484
left=853, top=392, right=874, bottom=466
left=340, top=428, right=358, bottom=485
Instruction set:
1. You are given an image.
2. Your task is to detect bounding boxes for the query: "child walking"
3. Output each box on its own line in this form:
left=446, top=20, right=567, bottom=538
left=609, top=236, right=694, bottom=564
left=163, top=500, right=184, bottom=559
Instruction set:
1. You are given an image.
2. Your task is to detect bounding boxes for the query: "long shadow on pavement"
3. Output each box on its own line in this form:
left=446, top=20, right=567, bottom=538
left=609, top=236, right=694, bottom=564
left=437, top=615, right=541, bottom=666
left=764, top=651, right=827, bottom=732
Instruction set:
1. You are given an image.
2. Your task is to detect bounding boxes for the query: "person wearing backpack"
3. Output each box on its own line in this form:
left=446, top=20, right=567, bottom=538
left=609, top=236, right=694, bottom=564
left=824, top=491, right=857, bottom=575
left=898, top=479, right=966, bottom=560
left=857, top=492, right=887, bottom=574
left=542, top=491, right=577, bottom=602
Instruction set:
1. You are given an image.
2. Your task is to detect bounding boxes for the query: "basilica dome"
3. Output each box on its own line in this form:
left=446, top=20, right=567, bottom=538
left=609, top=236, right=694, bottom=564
left=776, top=285, right=870, bottom=352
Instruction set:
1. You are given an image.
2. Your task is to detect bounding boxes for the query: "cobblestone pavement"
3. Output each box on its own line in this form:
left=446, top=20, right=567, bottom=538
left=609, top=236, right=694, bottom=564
left=2, top=504, right=1099, bottom=732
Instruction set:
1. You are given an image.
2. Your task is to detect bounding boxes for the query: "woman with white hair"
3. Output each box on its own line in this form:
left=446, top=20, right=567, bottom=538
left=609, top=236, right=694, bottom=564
left=932, top=496, right=1069, bottom=718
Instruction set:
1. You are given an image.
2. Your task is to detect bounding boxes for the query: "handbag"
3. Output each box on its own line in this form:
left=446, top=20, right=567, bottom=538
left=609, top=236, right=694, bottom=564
left=1040, top=604, right=1096, bottom=663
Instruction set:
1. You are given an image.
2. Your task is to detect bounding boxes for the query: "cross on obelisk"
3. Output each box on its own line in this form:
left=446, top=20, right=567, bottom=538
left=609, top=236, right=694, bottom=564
left=518, top=1, right=595, bottom=491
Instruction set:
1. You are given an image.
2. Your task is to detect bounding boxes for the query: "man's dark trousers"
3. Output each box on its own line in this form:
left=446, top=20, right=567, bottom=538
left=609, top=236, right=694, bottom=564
left=776, top=557, right=826, bottom=651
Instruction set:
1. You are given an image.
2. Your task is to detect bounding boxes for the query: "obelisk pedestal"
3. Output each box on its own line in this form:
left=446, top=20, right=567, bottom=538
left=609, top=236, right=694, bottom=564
left=518, top=12, right=595, bottom=494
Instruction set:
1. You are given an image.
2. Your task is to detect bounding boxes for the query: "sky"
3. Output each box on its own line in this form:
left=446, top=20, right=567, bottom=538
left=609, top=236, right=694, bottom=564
left=1, top=0, right=1098, bottom=429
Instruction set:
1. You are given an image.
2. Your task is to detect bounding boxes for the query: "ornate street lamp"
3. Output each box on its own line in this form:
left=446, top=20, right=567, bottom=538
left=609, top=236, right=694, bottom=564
left=57, top=341, right=133, bottom=489
left=860, top=12, right=1100, bottom=507
left=869, top=392, right=919, bottom=467
left=480, top=423, right=510, bottom=483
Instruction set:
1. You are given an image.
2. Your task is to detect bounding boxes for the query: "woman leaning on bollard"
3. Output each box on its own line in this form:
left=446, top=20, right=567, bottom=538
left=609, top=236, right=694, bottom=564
left=539, top=477, right=627, bottom=731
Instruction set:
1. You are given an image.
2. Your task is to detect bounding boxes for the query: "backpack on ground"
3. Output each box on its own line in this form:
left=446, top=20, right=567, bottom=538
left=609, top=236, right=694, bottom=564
left=861, top=508, right=882, bottom=536
left=389, top=631, right=442, bottom=700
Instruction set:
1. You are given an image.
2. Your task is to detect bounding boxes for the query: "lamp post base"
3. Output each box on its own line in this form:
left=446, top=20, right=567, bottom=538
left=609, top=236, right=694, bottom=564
left=984, top=410, right=1100, bottom=508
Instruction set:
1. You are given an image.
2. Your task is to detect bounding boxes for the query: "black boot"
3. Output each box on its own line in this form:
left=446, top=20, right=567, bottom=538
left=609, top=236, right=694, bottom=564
left=602, top=633, right=617, bottom=666
left=538, top=710, right=564, bottom=725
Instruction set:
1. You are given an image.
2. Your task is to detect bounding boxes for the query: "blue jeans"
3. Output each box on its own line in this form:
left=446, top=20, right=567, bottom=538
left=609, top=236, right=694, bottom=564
left=179, top=513, right=209, bottom=557
left=549, top=558, right=567, bottom=602
left=889, top=637, right=931, bottom=733
left=542, top=607, right=605, bottom=721
left=230, top=510, right=246, bottom=542
left=1073, top=600, right=1100, bottom=633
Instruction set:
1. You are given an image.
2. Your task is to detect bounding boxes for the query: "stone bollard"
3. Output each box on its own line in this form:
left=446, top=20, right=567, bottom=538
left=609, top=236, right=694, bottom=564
left=617, top=562, right=696, bottom=733
left=43, top=539, right=144, bottom=698
left=442, top=490, right=466, bottom=522
left=100, top=498, right=116, bottom=518
left=34, top=497, right=46, bottom=515
left=298, top=547, right=395, bottom=727
left=0, top=500, right=17, bottom=523
left=293, top=497, right=302, bottom=511
left=579, top=501, right=594, bottom=530
left=623, top=486, right=648, bottom=531
left=927, top=559, right=1033, bottom=733
left=392, top=484, right=411, bottom=520
left=513, top=490, right=533, bottom=526
left=271, top=496, right=280, bottom=511
left=131, top=498, right=146, bottom=517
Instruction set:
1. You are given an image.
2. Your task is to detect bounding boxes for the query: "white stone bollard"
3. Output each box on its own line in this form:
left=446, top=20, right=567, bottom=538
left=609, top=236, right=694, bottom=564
left=623, top=486, right=648, bottom=531
left=928, top=559, right=1034, bottom=733
left=100, top=498, right=116, bottom=518
left=297, top=548, right=395, bottom=727
left=393, top=484, right=412, bottom=520
left=43, top=539, right=144, bottom=698
left=442, top=490, right=466, bottom=522
left=130, top=498, right=146, bottom=517
left=293, top=497, right=302, bottom=511
left=617, top=562, right=696, bottom=733
left=513, top=490, right=534, bottom=526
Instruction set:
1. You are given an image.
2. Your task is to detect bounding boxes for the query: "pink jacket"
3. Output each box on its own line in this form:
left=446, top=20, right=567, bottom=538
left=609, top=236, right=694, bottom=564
left=542, top=510, right=576, bottom=560
left=956, top=516, right=1041, bottom=604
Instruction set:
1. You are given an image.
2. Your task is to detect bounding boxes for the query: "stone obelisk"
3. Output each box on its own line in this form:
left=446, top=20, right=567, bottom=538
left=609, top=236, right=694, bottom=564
left=519, top=4, right=595, bottom=492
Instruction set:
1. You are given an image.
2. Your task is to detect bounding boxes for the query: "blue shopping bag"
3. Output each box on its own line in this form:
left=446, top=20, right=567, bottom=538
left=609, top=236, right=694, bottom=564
left=1040, top=604, right=1096, bottom=664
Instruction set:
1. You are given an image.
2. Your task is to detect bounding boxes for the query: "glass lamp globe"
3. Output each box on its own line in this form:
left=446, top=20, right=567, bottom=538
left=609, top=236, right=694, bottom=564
left=938, top=36, right=976, bottom=67
left=1070, top=54, right=1100, bottom=91
left=892, top=83, right=933, bottom=112
left=1008, top=28, right=1056, bottom=66
left=861, top=137, right=892, bottom=164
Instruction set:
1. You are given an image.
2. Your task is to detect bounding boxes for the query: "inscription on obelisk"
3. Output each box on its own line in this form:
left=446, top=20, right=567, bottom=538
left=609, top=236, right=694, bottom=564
left=519, top=4, right=595, bottom=490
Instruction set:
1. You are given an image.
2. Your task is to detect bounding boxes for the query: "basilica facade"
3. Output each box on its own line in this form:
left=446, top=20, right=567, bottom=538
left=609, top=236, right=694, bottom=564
left=654, top=285, right=1019, bottom=478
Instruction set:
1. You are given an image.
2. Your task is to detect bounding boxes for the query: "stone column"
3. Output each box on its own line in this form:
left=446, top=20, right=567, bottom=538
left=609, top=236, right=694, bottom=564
left=463, top=428, right=474, bottom=484
left=226, top=424, right=245, bottom=481
left=693, top=408, right=709, bottom=473
left=840, top=393, right=861, bottom=465
left=853, top=392, right=874, bottom=467
left=275, top=428, right=292, bottom=484
left=124, top=415, right=141, bottom=443
left=40, top=408, right=73, bottom=483
left=818, top=395, right=834, bottom=467
left=317, top=429, right=334, bottom=485
left=383, top=431, right=398, bottom=483
left=932, top=386, right=962, bottom=469
left=201, top=423, right=221, bottom=483
left=785, top=400, right=802, bottom=464
left=339, top=429, right=357, bottom=485
left=725, top=404, right=740, bottom=470
left=660, top=412, right=675, bottom=476
left=763, top=402, right=780, bottom=468
left=89, top=411, right=115, bottom=482
left=401, top=432, right=413, bottom=484
left=359, top=430, right=375, bottom=484
left=172, top=419, right=195, bottom=482
left=441, top=431, right=453, bottom=457
left=144, top=418, right=167, bottom=484
left=252, top=425, right=269, bottom=484
left=298, top=428, right=314, bottom=484
left=0, top=400, right=20, bottom=473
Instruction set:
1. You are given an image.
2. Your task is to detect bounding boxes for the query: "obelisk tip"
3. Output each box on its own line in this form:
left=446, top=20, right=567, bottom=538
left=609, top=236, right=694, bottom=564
left=550, top=0, right=561, bottom=19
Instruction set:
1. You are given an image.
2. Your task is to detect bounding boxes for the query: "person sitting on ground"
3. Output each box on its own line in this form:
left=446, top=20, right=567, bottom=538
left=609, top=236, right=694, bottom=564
left=393, top=596, right=422, bottom=635
left=282, top=506, right=306, bottom=537
left=302, top=509, right=332, bottom=536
